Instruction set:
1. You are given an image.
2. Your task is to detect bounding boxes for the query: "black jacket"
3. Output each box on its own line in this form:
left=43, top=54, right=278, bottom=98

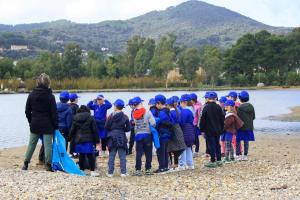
left=237, top=103, right=255, bottom=131
left=69, top=112, right=99, bottom=144
left=69, top=103, right=79, bottom=116
left=105, top=112, right=131, bottom=150
left=25, top=86, right=58, bottom=135
left=199, top=102, right=225, bottom=137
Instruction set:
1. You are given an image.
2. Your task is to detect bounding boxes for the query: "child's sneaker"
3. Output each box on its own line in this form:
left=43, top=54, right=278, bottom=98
left=153, top=169, right=164, bottom=174
left=106, top=173, right=113, bottom=178
left=176, top=165, right=187, bottom=171
left=90, top=171, right=100, bottom=177
left=222, top=158, right=231, bottom=164
left=187, top=165, right=195, bottom=170
left=145, top=169, right=153, bottom=175
left=242, top=155, right=248, bottom=161
left=121, top=173, right=129, bottom=177
left=235, top=155, right=242, bottom=161
left=132, top=170, right=142, bottom=176
left=216, top=161, right=223, bottom=167
left=204, top=162, right=217, bottom=168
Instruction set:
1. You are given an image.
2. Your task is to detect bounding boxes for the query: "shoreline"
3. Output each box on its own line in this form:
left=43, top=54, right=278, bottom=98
left=1, top=86, right=300, bottom=94
left=0, top=134, right=300, bottom=199
left=269, top=106, right=300, bottom=122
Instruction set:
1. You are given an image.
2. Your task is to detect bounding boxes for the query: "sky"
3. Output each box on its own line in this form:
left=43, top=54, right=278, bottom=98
left=0, top=0, right=299, bottom=27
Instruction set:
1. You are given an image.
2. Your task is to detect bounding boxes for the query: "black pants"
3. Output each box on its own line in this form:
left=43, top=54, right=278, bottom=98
left=69, top=139, right=76, bottom=155
left=157, top=139, right=168, bottom=170
left=135, top=137, right=153, bottom=170
left=195, top=135, right=200, bottom=153
left=39, top=144, right=44, bottom=162
left=173, top=150, right=184, bottom=165
left=129, top=128, right=135, bottom=152
left=206, top=135, right=221, bottom=162
left=79, top=153, right=96, bottom=171
left=59, top=128, right=69, bottom=151
left=204, top=134, right=210, bottom=154
left=101, top=138, right=108, bottom=151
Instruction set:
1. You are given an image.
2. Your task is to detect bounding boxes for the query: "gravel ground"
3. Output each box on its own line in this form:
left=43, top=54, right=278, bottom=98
left=0, top=134, right=300, bottom=200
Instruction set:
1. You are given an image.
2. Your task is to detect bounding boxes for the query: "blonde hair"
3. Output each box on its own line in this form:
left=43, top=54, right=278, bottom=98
left=36, top=73, right=51, bottom=88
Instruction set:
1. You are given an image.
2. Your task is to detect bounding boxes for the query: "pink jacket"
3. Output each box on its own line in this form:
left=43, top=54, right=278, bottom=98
left=193, top=101, right=202, bottom=126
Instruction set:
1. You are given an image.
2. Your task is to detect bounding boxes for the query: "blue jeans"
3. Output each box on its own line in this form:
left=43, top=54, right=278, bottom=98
left=157, top=139, right=168, bottom=170
left=135, top=137, right=153, bottom=170
left=179, top=147, right=194, bottom=167
left=206, top=135, right=221, bottom=162
left=108, top=148, right=126, bottom=174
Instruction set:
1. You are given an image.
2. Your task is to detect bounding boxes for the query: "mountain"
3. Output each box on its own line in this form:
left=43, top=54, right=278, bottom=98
left=0, top=0, right=291, bottom=58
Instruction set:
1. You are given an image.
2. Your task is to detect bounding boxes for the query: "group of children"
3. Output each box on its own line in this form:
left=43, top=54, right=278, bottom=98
left=57, top=90, right=255, bottom=177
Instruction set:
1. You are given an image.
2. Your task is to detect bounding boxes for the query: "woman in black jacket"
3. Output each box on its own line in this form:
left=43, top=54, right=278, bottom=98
left=22, top=73, right=58, bottom=171
left=68, top=105, right=99, bottom=177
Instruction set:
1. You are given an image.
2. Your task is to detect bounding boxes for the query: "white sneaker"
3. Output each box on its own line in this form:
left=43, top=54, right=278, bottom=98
left=106, top=173, right=113, bottom=178
left=120, top=173, right=129, bottom=177
left=242, top=156, right=248, bottom=161
left=90, top=171, right=99, bottom=177
left=176, top=166, right=187, bottom=171
left=193, top=152, right=199, bottom=158
left=187, top=165, right=195, bottom=170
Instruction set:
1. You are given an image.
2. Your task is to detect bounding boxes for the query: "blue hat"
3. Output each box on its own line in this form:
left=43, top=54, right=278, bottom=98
left=227, top=91, right=238, bottom=99
left=114, top=99, right=125, bottom=108
left=166, top=98, right=175, bottom=105
left=172, top=96, right=180, bottom=103
left=148, top=98, right=156, bottom=105
left=69, top=93, right=79, bottom=101
left=127, top=98, right=134, bottom=106
left=224, top=99, right=235, bottom=107
left=132, top=96, right=144, bottom=105
left=155, top=94, right=166, bottom=104
left=60, top=91, right=70, bottom=100
left=190, top=93, right=198, bottom=101
left=97, top=94, right=104, bottom=100
left=239, top=91, right=250, bottom=100
left=219, top=96, right=227, bottom=104
left=204, top=92, right=210, bottom=99
left=207, top=91, right=218, bottom=99
left=180, top=94, right=191, bottom=102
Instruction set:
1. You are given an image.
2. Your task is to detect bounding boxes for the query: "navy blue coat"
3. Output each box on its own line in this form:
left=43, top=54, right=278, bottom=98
left=57, top=102, right=72, bottom=131
left=180, top=108, right=195, bottom=147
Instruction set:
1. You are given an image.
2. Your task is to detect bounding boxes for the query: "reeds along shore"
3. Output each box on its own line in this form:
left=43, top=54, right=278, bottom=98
left=0, top=134, right=299, bottom=199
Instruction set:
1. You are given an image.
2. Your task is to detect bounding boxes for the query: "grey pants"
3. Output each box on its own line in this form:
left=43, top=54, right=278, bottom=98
left=25, top=133, right=53, bottom=164
left=108, top=148, right=127, bottom=174
left=225, top=141, right=234, bottom=160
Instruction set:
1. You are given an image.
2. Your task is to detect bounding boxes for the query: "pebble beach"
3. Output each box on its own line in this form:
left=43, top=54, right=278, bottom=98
left=0, top=134, right=300, bottom=200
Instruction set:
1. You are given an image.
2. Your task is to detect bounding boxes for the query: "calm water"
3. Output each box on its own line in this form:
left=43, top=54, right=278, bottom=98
left=0, top=90, right=299, bottom=149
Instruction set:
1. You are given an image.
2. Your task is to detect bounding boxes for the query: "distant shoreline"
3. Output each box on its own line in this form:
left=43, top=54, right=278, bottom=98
left=269, top=106, right=300, bottom=122
left=1, top=86, right=300, bottom=94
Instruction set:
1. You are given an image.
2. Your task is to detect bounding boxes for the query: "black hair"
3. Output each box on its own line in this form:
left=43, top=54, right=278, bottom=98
left=77, top=105, right=90, bottom=113
left=240, top=97, right=249, bottom=103
left=60, top=98, right=68, bottom=103
left=115, top=105, right=124, bottom=110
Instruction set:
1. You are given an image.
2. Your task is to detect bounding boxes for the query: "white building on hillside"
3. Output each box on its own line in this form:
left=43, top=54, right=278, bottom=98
left=10, top=45, right=28, bottom=51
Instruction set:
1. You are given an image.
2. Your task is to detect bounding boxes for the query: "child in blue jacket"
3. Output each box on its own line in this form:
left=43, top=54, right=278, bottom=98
left=87, top=94, right=112, bottom=157
left=57, top=91, right=73, bottom=150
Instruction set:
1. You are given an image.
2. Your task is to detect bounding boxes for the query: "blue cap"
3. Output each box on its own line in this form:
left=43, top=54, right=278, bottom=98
left=219, top=96, right=227, bottom=104
left=97, top=94, right=104, bottom=100
left=180, top=94, right=192, bottom=102
left=190, top=93, right=198, bottom=101
left=172, top=96, right=180, bottom=103
left=132, top=96, right=144, bottom=105
left=204, top=92, right=210, bottom=98
left=114, top=99, right=125, bottom=108
left=166, top=98, right=175, bottom=105
left=239, top=91, right=250, bottom=100
left=155, top=94, right=166, bottom=104
left=227, top=91, right=238, bottom=99
left=148, top=98, right=156, bottom=105
left=207, top=91, right=218, bottom=99
left=127, top=98, right=134, bottom=106
left=69, top=93, right=79, bottom=101
left=60, top=91, right=70, bottom=100
left=224, top=99, right=235, bottom=107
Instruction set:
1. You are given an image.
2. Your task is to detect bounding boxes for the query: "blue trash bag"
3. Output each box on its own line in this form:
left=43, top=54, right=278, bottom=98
left=150, top=125, right=160, bottom=149
left=52, top=130, right=85, bottom=176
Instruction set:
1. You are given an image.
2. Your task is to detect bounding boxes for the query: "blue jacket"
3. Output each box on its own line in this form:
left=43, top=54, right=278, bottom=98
left=87, top=100, right=112, bottom=129
left=180, top=108, right=195, bottom=147
left=57, top=102, right=72, bottom=131
left=170, top=109, right=180, bottom=124
left=157, top=107, right=173, bottom=140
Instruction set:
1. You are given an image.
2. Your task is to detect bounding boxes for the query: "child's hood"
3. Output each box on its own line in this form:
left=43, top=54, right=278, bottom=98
left=57, top=102, right=70, bottom=113
left=110, top=111, right=126, bottom=122
left=133, top=108, right=146, bottom=120
left=238, top=103, right=253, bottom=114
left=73, top=112, right=91, bottom=123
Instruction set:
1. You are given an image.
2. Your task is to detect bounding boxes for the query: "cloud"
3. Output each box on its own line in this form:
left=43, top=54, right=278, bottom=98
left=0, top=0, right=299, bottom=27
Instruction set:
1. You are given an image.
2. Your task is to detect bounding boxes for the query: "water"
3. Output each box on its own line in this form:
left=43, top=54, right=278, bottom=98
left=0, top=90, right=299, bottom=149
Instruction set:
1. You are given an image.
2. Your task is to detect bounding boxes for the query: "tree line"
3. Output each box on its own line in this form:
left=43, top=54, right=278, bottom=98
left=0, top=28, right=300, bottom=89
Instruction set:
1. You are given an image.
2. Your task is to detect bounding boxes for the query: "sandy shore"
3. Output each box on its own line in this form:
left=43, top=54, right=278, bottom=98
left=269, top=106, right=300, bottom=122
left=0, top=134, right=300, bottom=199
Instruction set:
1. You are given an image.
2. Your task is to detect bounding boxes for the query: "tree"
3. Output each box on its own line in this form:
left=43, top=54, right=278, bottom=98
left=178, top=48, right=200, bottom=87
left=62, top=43, right=83, bottom=78
left=0, top=58, right=14, bottom=79
left=14, top=59, right=34, bottom=79
left=200, top=46, right=222, bottom=85
left=85, top=51, right=106, bottom=78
